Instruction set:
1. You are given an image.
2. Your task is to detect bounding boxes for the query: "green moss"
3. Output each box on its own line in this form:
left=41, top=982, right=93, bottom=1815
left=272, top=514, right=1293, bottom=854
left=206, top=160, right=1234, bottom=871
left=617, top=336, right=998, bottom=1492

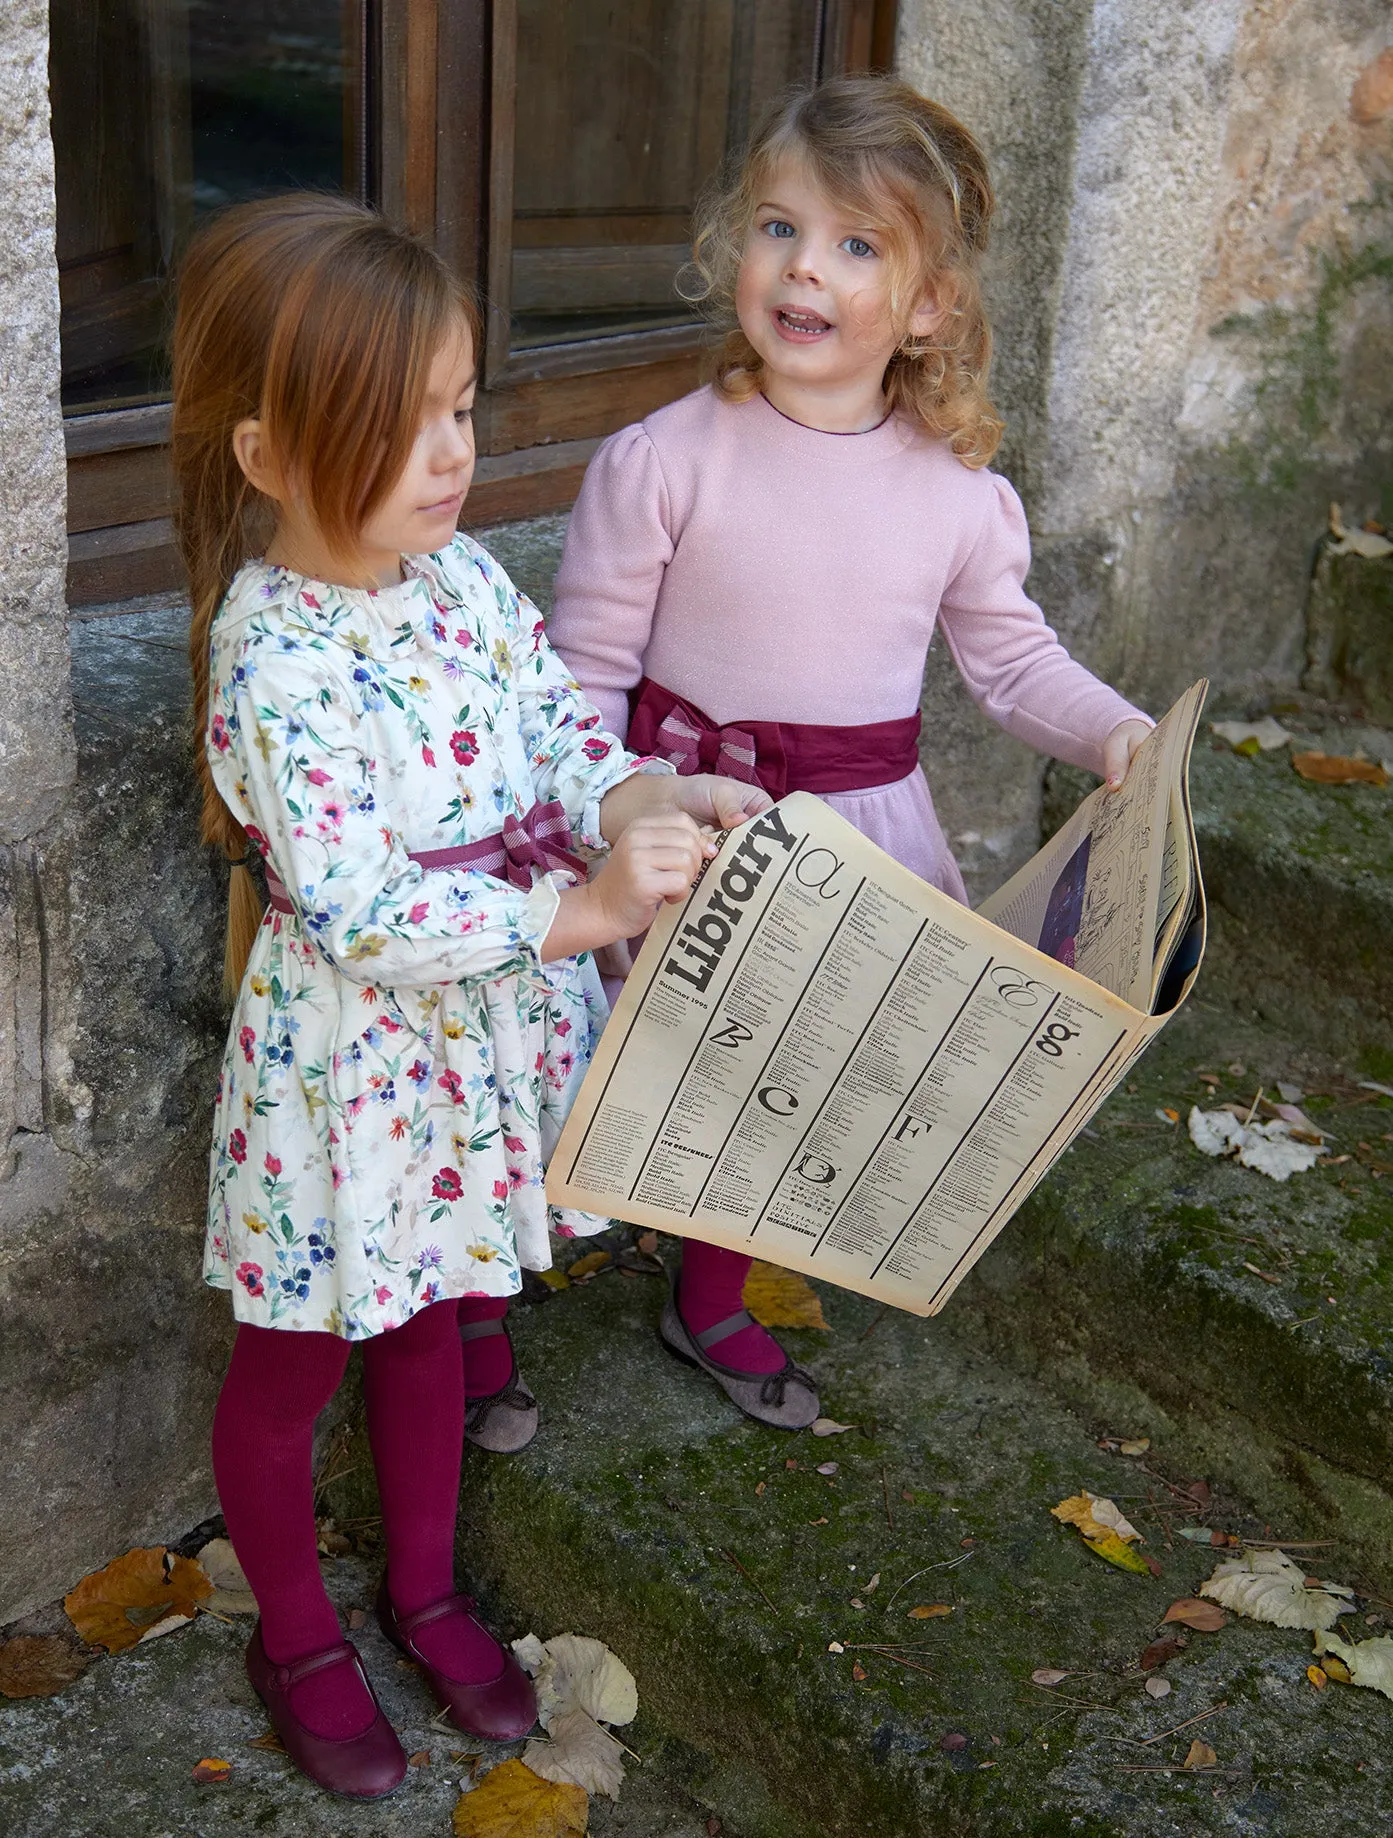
left=1211, top=223, right=1393, bottom=505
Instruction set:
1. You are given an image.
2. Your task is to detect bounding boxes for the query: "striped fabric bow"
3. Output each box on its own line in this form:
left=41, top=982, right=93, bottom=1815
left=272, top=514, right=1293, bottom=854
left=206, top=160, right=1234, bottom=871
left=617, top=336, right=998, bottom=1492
left=420, top=798, right=587, bottom=892
left=652, top=704, right=761, bottom=786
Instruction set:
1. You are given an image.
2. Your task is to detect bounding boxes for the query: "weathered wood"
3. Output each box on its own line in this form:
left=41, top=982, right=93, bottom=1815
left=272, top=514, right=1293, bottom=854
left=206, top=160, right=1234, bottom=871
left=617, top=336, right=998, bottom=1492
left=66, top=446, right=172, bottom=536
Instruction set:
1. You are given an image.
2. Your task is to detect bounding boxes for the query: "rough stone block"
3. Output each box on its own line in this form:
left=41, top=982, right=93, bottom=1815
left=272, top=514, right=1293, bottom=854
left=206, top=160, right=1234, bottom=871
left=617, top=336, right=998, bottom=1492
left=1304, top=544, right=1393, bottom=724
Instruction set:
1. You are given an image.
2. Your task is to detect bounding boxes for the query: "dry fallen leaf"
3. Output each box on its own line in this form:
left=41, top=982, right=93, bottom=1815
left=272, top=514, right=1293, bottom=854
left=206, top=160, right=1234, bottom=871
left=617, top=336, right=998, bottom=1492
left=1051, top=1492, right=1151, bottom=1573
left=1210, top=719, right=1293, bottom=753
left=1162, top=1598, right=1227, bottom=1633
left=852, top=1661, right=868, bottom=1682
left=194, top=1538, right=258, bottom=1617
left=1051, top=1492, right=1143, bottom=1543
left=1188, top=1106, right=1326, bottom=1180
left=0, top=1634, right=92, bottom=1699
left=815, top=1462, right=839, bottom=1477
left=742, top=1261, right=828, bottom=1329
left=1313, top=1631, right=1393, bottom=1701
left=1308, top=1664, right=1329, bottom=1690
left=452, top=1759, right=588, bottom=1838
left=536, top=1268, right=570, bottom=1291
left=1200, top=1549, right=1354, bottom=1631
left=908, top=1604, right=953, bottom=1619
left=810, top=1418, right=856, bottom=1437
left=1183, top=1739, right=1218, bottom=1771
left=567, top=1250, right=611, bottom=1281
left=1291, top=751, right=1389, bottom=787
left=1327, top=507, right=1393, bottom=559
left=637, top=1230, right=659, bottom=1256
left=525, top=1706, right=626, bottom=1798
left=511, top=1632, right=637, bottom=1728
left=1139, top=1637, right=1184, bottom=1670
left=1031, top=1667, right=1068, bottom=1687
left=191, top=1758, right=232, bottom=1785
left=1144, top=1676, right=1171, bottom=1699
left=1119, top=1438, right=1151, bottom=1457
left=65, top=1547, right=213, bottom=1653
left=247, top=1731, right=287, bottom=1753
left=409, top=1749, right=431, bottom=1767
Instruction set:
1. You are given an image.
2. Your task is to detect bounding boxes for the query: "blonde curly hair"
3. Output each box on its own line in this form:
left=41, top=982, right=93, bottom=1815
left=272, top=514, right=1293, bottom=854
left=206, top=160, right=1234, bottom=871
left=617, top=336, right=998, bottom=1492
left=683, top=76, right=1003, bottom=467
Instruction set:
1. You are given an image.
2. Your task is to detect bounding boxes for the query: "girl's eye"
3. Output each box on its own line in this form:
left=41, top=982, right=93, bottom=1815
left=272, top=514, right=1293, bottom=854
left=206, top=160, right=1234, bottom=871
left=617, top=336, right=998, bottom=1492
left=455, top=406, right=474, bottom=424
left=843, top=236, right=876, bottom=259
left=762, top=219, right=796, bottom=239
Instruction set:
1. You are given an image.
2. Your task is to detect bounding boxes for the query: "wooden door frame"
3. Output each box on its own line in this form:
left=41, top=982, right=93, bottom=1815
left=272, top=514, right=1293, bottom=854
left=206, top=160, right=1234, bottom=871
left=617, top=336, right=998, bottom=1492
left=62, top=0, right=898, bottom=607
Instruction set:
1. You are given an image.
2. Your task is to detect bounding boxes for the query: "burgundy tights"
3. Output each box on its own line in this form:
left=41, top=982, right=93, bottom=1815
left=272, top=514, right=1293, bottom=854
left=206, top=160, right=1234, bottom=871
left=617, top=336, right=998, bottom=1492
left=677, top=1240, right=785, bottom=1373
left=212, top=1297, right=498, bottom=1740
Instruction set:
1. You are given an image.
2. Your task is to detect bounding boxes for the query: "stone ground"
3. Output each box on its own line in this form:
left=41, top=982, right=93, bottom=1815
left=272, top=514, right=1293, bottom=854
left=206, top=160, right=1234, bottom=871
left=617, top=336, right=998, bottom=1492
left=3, top=695, right=1390, bottom=1836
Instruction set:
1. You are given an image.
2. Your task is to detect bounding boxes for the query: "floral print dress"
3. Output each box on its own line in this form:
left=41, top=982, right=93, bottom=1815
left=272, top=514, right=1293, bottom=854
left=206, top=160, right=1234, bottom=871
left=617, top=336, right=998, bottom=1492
left=203, top=534, right=663, bottom=1340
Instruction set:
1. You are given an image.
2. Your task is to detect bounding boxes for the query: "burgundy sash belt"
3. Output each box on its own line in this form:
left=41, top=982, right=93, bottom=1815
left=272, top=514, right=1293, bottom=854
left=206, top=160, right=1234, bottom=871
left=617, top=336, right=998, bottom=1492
left=627, top=676, right=921, bottom=803
left=262, top=798, right=586, bottom=917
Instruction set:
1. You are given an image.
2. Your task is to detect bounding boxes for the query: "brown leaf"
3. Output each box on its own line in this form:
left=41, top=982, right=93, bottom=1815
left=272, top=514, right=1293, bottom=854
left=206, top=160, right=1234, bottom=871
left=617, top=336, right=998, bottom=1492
left=452, top=1759, right=588, bottom=1838
left=939, top=1731, right=968, bottom=1752
left=852, top=1662, right=868, bottom=1681
left=1292, top=751, right=1388, bottom=787
left=65, top=1547, right=213, bottom=1653
left=637, top=1231, right=659, bottom=1256
left=707, top=1821, right=723, bottom=1838
left=1183, top=1738, right=1218, bottom=1770
left=1162, top=1597, right=1227, bottom=1632
left=1139, top=1638, right=1184, bottom=1671
left=567, top=1251, right=611, bottom=1281
left=247, top=1731, right=287, bottom=1753
left=1031, top=1668, right=1068, bottom=1687
left=192, top=1758, right=232, bottom=1785
left=742, top=1261, right=828, bottom=1330
left=0, top=1634, right=92, bottom=1699
left=409, top=1749, right=431, bottom=1767
left=909, top=1604, right=953, bottom=1619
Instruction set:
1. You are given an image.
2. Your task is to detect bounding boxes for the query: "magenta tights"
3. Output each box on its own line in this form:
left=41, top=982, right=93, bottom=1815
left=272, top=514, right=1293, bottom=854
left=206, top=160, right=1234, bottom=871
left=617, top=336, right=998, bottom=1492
left=212, top=1297, right=498, bottom=1738
left=678, top=1240, right=785, bottom=1373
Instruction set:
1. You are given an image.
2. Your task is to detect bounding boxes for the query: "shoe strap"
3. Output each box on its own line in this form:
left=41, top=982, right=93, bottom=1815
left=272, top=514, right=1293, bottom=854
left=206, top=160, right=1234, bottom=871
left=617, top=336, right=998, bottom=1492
left=393, top=1591, right=480, bottom=1642
left=693, top=1307, right=758, bottom=1351
left=270, top=1640, right=364, bottom=1690
left=460, top=1318, right=509, bottom=1344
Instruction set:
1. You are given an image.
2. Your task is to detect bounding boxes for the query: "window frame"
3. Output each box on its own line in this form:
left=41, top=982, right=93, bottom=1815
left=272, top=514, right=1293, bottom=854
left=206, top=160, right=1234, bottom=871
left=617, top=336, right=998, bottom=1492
left=61, top=0, right=897, bottom=607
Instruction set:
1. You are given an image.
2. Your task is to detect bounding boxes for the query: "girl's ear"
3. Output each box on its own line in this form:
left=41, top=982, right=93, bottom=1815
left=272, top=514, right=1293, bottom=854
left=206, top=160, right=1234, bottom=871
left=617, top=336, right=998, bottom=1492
left=908, top=273, right=959, bottom=342
left=232, top=417, right=283, bottom=501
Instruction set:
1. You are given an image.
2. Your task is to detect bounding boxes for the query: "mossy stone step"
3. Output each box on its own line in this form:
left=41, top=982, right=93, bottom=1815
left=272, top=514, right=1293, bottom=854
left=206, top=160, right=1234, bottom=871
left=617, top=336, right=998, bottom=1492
left=325, top=1271, right=1393, bottom=1838
left=960, top=995, right=1393, bottom=1592
left=1046, top=717, right=1393, bottom=1066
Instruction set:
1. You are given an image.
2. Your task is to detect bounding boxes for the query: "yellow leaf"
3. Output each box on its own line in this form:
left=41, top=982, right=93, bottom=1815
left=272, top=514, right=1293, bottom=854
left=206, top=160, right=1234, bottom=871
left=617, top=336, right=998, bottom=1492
left=536, top=1268, right=571, bottom=1291
left=1086, top=1531, right=1153, bottom=1576
left=192, top=1758, right=232, bottom=1784
left=1183, top=1739, right=1218, bottom=1770
left=1051, top=1491, right=1142, bottom=1544
left=1314, top=1631, right=1393, bottom=1700
left=567, top=1251, right=611, bottom=1280
left=1307, top=1665, right=1328, bottom=1689
left=452, top=1758, right=588, bottom=1837
left=65, top=1548, right=213, bottom=1654
left=742, top=1262, right=828, bottom=1330
left=908, top=1604, right=953, bottom=1619
left=1119, top=1437, right=1152, bottom=1456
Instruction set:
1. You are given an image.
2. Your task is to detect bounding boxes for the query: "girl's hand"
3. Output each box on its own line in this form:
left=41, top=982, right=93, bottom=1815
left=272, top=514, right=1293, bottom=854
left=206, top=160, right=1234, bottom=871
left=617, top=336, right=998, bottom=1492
left=667, top=772, right=774, bottom=832
left=543, top=813, right=707, bottom=960
left=1101, top=719, right=1152, bottom=791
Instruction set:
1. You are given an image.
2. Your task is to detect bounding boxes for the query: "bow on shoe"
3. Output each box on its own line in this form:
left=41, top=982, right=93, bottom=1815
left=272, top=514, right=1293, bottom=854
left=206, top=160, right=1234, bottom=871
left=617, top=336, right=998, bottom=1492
left=759, top=1363, right=817, bottom=1409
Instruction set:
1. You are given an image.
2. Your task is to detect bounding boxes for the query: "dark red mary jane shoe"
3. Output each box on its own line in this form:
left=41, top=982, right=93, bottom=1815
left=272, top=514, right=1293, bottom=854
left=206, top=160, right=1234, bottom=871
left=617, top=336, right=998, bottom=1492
left=376, top=1581, right=537, bottom=1741
left=245, top=1621, right=406, bottom=1799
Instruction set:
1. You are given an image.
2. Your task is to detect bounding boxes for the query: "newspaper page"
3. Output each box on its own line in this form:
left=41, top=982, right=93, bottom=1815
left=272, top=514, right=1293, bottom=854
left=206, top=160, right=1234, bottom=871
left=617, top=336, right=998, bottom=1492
left=548, top=686, right=1207, bottom=1317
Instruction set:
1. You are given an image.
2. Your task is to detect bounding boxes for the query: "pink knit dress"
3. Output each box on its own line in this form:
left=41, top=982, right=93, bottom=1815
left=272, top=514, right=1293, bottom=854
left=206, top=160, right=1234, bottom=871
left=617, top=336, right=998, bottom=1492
left=550, top=386, right=1149, bottom=902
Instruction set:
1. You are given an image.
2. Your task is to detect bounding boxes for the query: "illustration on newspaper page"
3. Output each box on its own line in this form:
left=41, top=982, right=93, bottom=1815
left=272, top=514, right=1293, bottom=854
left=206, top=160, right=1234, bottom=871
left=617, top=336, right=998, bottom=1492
left=548, top=682, right=1208, bottom=1317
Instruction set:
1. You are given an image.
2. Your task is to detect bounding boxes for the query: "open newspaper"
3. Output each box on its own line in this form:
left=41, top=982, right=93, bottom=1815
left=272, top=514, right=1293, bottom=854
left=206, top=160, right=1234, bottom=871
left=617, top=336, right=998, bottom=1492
left=548, top=681, right=1208, bottom=1316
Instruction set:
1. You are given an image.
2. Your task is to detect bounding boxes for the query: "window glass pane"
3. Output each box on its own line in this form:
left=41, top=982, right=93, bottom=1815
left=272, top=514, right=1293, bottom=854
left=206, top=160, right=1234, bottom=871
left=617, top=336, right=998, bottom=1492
left=509, top=2, right=821, bottom=353
left=52, top=0, right=357, bottom=415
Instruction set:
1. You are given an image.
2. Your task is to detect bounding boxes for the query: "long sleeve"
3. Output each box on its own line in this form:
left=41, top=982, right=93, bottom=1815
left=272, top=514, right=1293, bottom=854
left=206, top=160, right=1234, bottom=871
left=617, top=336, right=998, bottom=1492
left=936, top=474, right=1151, bottom=774
left=445, top=535, right=671, bottom=848
left=549, top=424, right=675, bottom=739
left=216, top=645, right=563, bottom=990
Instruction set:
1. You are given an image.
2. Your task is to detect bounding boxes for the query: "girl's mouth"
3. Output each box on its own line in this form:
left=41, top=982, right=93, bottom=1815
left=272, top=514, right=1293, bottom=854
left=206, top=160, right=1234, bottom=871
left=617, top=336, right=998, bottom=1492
left=773, top=307, right=832, bottom=341
left=421, top=491, right=465, bottom=518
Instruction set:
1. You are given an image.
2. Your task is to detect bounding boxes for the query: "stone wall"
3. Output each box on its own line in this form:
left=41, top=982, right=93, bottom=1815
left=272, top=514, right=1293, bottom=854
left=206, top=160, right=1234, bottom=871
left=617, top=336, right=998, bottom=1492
left=897, top=0, right=1393, bottom=890
left=2, top=2, right=1391, bottom=1623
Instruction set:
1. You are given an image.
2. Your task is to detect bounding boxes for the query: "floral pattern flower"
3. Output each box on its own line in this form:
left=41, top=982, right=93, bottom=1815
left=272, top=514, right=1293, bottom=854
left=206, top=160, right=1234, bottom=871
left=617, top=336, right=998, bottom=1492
left=201, top=534, right=667, bottom=1339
